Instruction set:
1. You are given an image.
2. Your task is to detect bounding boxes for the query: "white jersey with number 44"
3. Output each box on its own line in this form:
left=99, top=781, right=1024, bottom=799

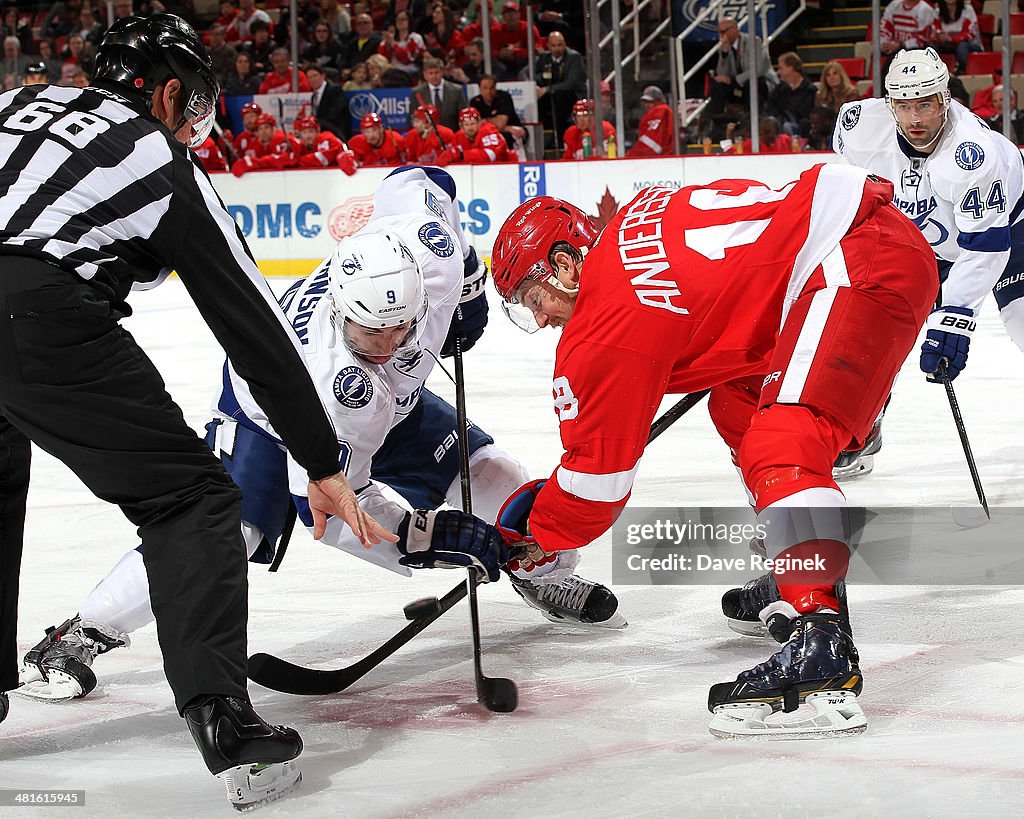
left=834, top=96, right=1024, bottom=314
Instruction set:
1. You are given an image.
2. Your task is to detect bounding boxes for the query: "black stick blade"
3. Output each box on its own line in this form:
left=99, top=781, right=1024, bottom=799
left=481, top=676, right=518, bottom=713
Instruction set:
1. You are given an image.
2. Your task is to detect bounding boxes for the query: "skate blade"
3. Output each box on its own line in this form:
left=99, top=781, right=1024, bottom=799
left=950, top=501, right=990, bottom=529
left=223, top=762, right=302, bottom=812
left=12, top=668, right=85, bottom=702
left=726, top=618, right=769, bottom=638
left=709, top=691, right=867, bottom=740
left=832, top=455, right=874, bottom=482
left=541, top=610, right=628, bottom=630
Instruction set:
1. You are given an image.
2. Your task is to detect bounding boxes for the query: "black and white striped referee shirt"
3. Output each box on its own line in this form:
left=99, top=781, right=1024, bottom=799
left=0, top=80, right=340, bottom=479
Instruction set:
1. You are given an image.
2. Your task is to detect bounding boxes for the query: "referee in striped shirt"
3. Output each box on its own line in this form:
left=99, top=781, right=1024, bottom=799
left=0, top=13, right=391, bottom=798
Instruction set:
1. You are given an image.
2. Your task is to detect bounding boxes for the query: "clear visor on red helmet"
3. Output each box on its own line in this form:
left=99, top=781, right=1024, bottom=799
left=499, top=259, right=562, bottom=334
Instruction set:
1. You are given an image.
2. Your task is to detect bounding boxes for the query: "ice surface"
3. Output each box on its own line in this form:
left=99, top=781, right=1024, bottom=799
left=3, top=281, right=1023, bottom=817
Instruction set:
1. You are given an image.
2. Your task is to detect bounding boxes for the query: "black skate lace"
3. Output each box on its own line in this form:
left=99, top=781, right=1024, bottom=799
left=537, top=576, right=592, bottom=612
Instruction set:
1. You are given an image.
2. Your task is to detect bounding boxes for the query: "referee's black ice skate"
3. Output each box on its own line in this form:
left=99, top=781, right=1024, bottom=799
left=509, top=572, right=627, bottom=629
left=708, top=610, right=866, bottom=739
left=17, top=615, right=130, bottom=701
left=0, top=690, right=8, bottom=724
left=184, top=695, right=303, bottom=811
left=832, top=420, right=883, bottom=481
left=722, top=575, right=850, bottom=640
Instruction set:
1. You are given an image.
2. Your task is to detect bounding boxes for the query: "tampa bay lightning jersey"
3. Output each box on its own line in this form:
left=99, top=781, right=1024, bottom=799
left=834, top=97, right=1024, bottom=314
left=215, top=167, right=468, bottom=533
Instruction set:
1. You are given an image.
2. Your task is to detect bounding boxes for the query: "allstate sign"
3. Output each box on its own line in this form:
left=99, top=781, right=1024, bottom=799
left=346, top=90, right=412, bottom=132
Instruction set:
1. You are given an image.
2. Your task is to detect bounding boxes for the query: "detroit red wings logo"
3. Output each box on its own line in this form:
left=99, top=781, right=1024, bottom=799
left=327, top=195, right=376, bottom=241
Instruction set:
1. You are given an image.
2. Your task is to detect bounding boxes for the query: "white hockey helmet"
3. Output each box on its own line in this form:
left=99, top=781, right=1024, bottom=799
left=327, top=232, right=427, bottom=360
left=885, top=48, right=950, bottom=101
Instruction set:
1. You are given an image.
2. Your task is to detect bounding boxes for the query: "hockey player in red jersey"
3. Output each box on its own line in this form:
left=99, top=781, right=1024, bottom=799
left=232, top=101, right=262, bottom=158
left=562, top=99, right=617, bottom=160
left=437, top=107, right=511, bottom=166
left=402, top=104, right=456, bottom=165
left=194, top=134, right=227, bottom=172
left=231, top=113, right=294, bottom=176
left=343, top=112, right=406, bottom=174
left=491, top=164, right=938, bottom=738
left=289, top=114, right=352, bottom=169
left=626, top=85, right=674, bottom=157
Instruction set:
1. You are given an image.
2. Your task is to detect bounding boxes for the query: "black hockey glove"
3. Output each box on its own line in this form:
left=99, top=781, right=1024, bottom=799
left=397, top=509, right=509, bottom=582
left=441, top=248, right=489, bottom=357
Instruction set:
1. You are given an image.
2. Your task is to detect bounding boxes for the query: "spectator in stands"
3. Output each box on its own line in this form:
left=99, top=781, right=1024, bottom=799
left=225, top=50, right=263, bottom=95
left=536, top=0, right=584, bottom=53
left=562, top=98, right=616, bottom=160
left=345, top=111, right=406, bottom=171
left=366, top=52, right=392, bottom=86
left=244, top=18, right=275, bottom=75
left=469, top=73, right=525, bottom=149
left=806, top=105, right=838, bottom=151
left=931, top=0, right=983, bottom=74
left=449, top=37, right=503, bottom=84
left=378, top=9, right=425, bottom=76
left=438, top=106, right=511, bottom=164
left=402, top=103, right=455, bottom=163
left=41, top=1, right=79, bottom=40
left=2, top=8, right=34, bottom=55
left=227, top=0, right=272, bottom=44
left=320, top=0, right=352, bottom=40
left=68, top=67, right=89, bottom=87
left=303, top=18, right=345, bottom=71
left=461, top=0, right=503, bottom=29
left=534, top=30, right=585, bottom=152
left=308, top=63, right=350, bottom=139
left=1, top=36, right=27, bottom=81
left=626, top=85, right=675, bottom=157
left=35, top=40, right=63, bottom=83
left=113, top=0, right=137, bottom=22
left=206, top=24, right=238, bottom=86
left=76, top=5, right=105, bottom=47
left=423, top=2, right=464, bottom=65
left=600, top=79, right=615, bottom=127
left=704, top=16, right=777, bottom=142
left=342, top=13, right=384, bottom=75
left=764, top=51, right=816, bottom=137
left=343, top=60, right=374, bottom=89
left=408, top=55, right=467, bottom=129
left=981, top=85, right=1024, bottom=143
left=729, top=115, right=793, bottom=154
left=260, top=47, right=312, bottom=93
left=880, top=0, right=936, bottom=57
left=815, top=60, right=861, bottom=116
left=216, top=1, right=238, bottom=28
left=23, top=62, right=49, bottom=87
left=492, top=2, right=543, bottom=76
left=61, top=33, right=91, bottom=72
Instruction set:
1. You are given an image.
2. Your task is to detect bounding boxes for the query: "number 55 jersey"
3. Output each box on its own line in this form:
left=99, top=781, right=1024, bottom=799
left=529, top=163, right=938, bottom=551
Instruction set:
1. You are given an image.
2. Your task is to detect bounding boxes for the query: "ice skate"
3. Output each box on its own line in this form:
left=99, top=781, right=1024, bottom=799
left=0, top=690, right=8, bottom=723
left=184, top=695, right=303, bottom=811
left=832, top=421, right=882, bottom=481
left=509, top=573, right=627, bottom=629
left=708, top=611, right=866, bottom=739
left=722, top=576, right=850, bottom=640
left=16, top=615, right=130, bottom=701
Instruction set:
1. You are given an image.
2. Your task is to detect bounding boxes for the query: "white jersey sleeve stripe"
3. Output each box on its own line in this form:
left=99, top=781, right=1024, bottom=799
left=555, top=463, right=640, bottom=503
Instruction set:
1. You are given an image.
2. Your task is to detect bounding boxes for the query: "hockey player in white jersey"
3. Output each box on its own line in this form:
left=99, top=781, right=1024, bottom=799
left=17, top=168, right=624, bottom=718
left=828, top=47, right=1024, bottom=477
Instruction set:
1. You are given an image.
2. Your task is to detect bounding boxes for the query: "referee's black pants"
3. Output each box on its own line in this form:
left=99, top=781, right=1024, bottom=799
left=0, top=259, right=248, bottom=713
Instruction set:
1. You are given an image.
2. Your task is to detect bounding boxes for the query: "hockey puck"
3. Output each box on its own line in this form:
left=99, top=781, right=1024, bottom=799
left=404, top=596, right=441, bottom=620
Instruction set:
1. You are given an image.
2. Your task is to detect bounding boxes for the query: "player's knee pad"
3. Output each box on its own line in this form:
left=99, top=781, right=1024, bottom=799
left=445, top=444, right=530, bottom=524
left=739, top=404, right=849, bottom=510
left=707, top=375, right=763, bottom=454
left=1000, top=298, right=1024, bottom=354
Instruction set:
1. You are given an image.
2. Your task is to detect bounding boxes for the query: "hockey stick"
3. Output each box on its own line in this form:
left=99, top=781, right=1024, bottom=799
left=247, top=389, right=710, bottom=696
left=415, top=91, right=452, bottom=156
left=938, top=360, right=989, bottom=519
left=453, top=332, right=519, bottom=712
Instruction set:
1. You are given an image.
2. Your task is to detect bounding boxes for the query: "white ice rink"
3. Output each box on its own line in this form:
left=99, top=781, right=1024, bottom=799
left=3, top=279, right=1024, bottom=817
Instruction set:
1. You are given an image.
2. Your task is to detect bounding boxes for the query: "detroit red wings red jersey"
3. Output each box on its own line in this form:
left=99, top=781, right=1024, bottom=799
left=527, top=164, right=903, bottom=551
left=234, top=129, right=259, bottom=158
left=452, top=122, right=509, bottom=163
left=292, top=131, right=346, bottom=167
left=193, top=136, right=227, bottom=172
left=626, top=103, right=674, bottom=157
left=402, top=126, right=456, bottom=165
left=562, top=121, right=616, bottom=160
left=349, top=130, right=405, bottom=166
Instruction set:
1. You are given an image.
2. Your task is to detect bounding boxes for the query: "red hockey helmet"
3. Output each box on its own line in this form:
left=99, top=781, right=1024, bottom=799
left=293, top=114, right=319, bottom=132
left=491, top=197, right=599, bottom=302
left=413, top=104, right=440, bottom=123
left=256, top=112, right=276, bottom=127
left=360, top=112, right=383, bottom=130
left=572, top=98, right=593, bottom=116
left=458, top=106, right=481, bottom=123
left=241, top=101, right=263, bottom=117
